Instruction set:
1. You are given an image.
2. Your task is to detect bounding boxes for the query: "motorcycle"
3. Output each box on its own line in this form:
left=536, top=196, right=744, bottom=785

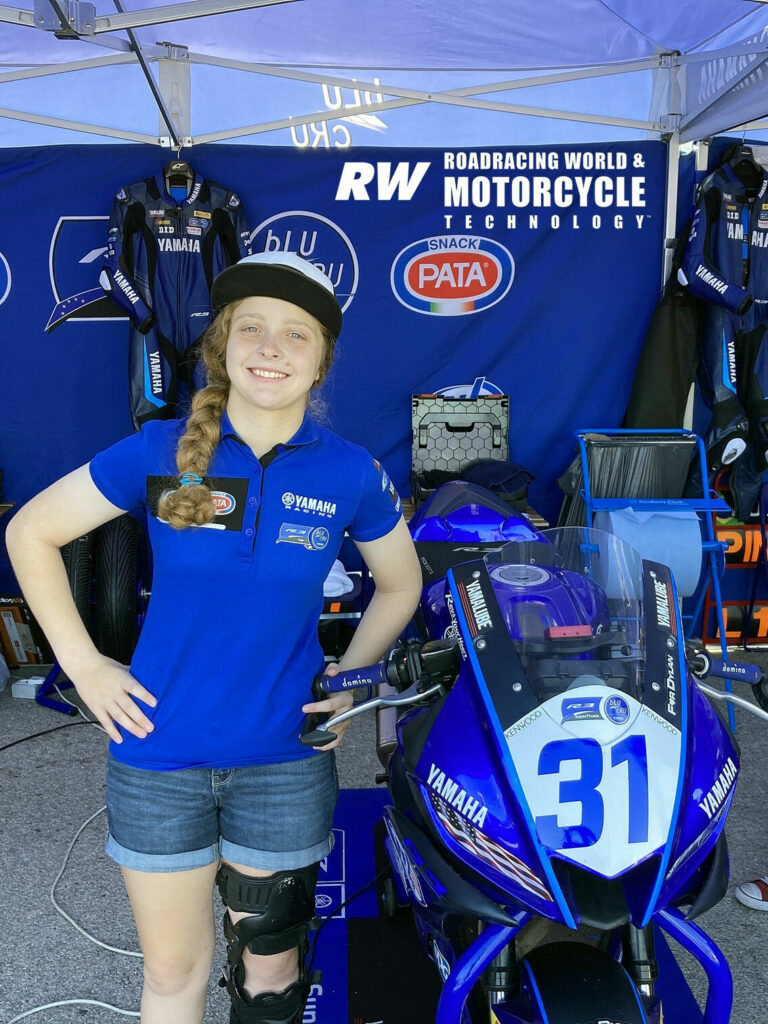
left=301, top=480, right=767, bottom=1024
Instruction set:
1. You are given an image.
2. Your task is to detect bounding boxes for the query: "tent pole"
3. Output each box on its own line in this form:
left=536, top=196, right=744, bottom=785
left=662, top=131, right=680, bottom=290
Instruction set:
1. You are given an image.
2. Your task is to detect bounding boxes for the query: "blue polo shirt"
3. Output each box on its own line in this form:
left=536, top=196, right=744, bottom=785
left=89, top=411, right=402, bottom=770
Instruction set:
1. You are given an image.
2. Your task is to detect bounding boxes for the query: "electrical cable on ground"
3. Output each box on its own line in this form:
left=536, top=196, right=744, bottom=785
left=4, top=688, right=142, bottom=1022
left=6, top=685, right=387, bottom=1021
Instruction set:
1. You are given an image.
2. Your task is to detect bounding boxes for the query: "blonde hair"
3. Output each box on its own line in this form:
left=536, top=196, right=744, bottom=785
left=158, top=301, right=336, bottom=529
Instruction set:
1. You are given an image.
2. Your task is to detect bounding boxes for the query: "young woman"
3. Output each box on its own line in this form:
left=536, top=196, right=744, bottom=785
left=6, top=252, right=423, bottom=1024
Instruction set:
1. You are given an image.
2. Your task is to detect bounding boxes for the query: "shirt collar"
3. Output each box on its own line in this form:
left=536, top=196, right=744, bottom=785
left=220, top=408, right=319, bottom=449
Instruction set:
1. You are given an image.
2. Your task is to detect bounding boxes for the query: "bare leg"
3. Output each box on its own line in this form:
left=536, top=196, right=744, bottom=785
left=121, top=861, right=219, bottom=1024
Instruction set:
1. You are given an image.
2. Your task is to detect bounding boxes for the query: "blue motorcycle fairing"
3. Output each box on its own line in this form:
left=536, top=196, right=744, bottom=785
left=409, top=480, right=546, bottom=545
left=387, top=482, right=743, bottom=1020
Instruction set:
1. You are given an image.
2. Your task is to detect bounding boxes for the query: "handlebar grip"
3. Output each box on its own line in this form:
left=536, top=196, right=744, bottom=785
left=704, top=657, right=763, bottom=686
left=313, top=662, right=390, bottom=695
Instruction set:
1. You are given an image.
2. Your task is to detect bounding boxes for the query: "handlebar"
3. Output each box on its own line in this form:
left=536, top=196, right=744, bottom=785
left=312, top=638, right=461, bottom=696
left=300, top=639, right=460, bottom=747
left=685, top=643, right=764, bottom=686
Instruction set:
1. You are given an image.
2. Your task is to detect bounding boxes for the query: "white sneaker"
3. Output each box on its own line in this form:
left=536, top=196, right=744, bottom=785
left=735, top=876, right=768, bottom=910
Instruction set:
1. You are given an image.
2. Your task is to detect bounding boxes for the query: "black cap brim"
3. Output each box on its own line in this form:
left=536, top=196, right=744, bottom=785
left=211, top=263, right=342, bottom=338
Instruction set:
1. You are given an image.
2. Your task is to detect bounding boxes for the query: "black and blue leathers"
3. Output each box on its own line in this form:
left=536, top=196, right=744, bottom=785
left=680, top=154, right=768, bottom=480
left=100, top=170, right=251, bottom=428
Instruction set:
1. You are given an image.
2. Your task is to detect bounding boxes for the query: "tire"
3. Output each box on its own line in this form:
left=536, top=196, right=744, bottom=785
left=61, top=533, right=94, bottom=632
left=94, top=514, right=141, bottom=664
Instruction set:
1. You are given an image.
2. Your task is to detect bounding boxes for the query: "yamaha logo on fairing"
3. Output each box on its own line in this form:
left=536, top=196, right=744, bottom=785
left=427, top=763, right=488, bottom=827
left=391, top=235, right=514, bottom=316
left=699, top=757, right=738, bottom=821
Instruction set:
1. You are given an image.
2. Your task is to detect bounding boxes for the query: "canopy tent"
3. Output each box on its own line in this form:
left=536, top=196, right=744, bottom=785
left=2, top=1, right=768, bottom=597
left=2, top=0, right=768, bottom=151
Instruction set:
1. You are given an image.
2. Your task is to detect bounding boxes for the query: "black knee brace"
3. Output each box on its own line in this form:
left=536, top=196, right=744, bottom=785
left=216, top=862, right=319, bottom=1024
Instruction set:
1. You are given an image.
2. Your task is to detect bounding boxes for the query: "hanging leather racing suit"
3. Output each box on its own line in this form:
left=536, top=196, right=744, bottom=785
left=100, top=168, right=251, bottom=428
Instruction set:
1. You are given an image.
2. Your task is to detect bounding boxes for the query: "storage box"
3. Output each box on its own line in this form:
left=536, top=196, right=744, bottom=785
left=0, top=597, right=51, bottom=666
left=410, top=394, right=509, bottom=506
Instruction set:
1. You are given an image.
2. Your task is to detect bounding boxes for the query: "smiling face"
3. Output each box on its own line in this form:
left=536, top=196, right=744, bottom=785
left=224, top=295, right=326, bottom=421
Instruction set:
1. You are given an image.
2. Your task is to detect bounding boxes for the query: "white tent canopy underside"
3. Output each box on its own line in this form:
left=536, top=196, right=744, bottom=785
left=2, top=0, right=768, bottom=147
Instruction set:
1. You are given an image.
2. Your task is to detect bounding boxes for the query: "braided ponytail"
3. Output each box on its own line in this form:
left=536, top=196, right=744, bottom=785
left=157, top=306, right=233, bottom=529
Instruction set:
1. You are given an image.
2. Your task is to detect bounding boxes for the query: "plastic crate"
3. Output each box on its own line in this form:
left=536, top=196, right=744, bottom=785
left=410, top=394, right=509, bottom=505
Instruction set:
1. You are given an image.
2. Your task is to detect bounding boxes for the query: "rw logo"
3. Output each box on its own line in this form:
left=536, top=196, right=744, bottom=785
left=335, top=161, right=430, bottom=201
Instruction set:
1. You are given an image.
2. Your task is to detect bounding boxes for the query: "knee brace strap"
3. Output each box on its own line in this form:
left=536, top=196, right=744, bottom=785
left=218, top=862, right=319, bottom=958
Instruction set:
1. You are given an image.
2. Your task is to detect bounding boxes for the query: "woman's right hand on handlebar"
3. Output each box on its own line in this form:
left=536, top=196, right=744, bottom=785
left=72, top=655, right=157, bottom=743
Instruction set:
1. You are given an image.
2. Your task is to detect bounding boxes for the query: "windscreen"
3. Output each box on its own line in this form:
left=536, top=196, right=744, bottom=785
left=484, top=527, right=645, bottom=703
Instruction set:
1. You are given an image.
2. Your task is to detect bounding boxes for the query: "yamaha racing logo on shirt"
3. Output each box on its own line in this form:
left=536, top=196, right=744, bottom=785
left=390, top=235, right=514, bottom=316
left=281, top=491, right=337, bottom=518
left=251, top=211, right=359, bottom=312
left=277, top=524, right=330, bottom=550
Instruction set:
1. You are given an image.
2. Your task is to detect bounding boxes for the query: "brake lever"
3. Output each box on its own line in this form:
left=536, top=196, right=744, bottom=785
left=695, top=680, right=768, bottom=723
left=299, top=681, right=444, bottom=747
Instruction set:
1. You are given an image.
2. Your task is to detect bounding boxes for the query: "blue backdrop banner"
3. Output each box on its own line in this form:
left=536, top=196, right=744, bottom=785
left=0, top=141, right=666, bottom=589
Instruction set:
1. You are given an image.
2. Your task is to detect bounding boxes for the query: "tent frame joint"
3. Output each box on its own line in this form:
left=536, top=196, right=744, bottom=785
left=660, top=113, right=682, bottom=135
left=159, top=134, right=193, bottom=148
left=158, top=40, right=190, bottom=61
left=33, top=0, right=95, bottom=35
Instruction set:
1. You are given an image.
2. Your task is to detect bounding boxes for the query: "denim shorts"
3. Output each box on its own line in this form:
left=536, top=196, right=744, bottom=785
left=105, top=752, right=338, bottom=873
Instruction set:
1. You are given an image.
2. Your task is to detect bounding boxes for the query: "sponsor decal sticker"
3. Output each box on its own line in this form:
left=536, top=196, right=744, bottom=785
left=561, top=697, right=602, bottom=723
left=457, top=579, right=493, bottom=636
left=211, top=491, right=235, bottom=515
left=391, top=235, right=514, bottom=316
left=193, top=209, right=212, bottom=219
left=604, top=694, right=630, bottom=724
left=277, top=524, right=330, bottom=550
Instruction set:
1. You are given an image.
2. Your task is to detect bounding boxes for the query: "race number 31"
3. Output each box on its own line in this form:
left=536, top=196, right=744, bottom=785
left=534, top=736, right=649, bottom=849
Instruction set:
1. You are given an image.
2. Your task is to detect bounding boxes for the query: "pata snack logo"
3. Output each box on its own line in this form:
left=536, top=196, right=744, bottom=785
left=391, top=235, right=514, bottom=316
